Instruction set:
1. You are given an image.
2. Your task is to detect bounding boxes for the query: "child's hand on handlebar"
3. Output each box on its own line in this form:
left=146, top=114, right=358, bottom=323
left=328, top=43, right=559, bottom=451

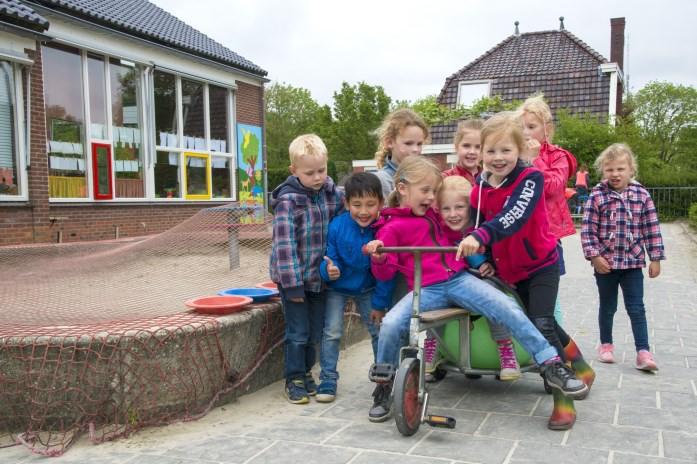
left=456, top=235, right=480, bottom=260
left=364, top=240, right=385, bottom=260
left=478, top=262, right=495, bottom=277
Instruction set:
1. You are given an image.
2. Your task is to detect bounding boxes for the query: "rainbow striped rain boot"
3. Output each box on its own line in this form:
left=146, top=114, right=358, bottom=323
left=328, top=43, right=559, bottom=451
left=564, top=338, right=595, bottom=400
left=548, top=389, right=576, bottom=430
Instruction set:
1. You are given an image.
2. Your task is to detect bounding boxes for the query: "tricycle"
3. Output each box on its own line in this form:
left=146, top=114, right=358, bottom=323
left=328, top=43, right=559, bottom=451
left=369, top=246, right=537, bottom=436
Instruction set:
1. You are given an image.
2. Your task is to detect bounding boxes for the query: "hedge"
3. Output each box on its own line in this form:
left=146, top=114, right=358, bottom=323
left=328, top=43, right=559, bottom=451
left=689, top=203, right=697, bottom=230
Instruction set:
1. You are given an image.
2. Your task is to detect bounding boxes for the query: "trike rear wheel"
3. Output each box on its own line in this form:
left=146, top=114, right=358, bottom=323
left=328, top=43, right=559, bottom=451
left=393, top=357, right=423, bottom=436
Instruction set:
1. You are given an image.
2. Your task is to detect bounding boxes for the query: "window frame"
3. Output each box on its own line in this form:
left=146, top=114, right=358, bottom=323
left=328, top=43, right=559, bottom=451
left=456, top=80, right=492, bottom=108
left=151, top=70, right=237, bottom=202
left=183, top=152, right=211, bottom=200
left=91, top=142, right=114, bottom=200
left=0, top=60, right=28, bottom=201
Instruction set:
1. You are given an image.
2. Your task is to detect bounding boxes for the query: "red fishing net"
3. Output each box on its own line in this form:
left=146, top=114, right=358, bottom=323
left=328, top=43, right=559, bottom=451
left=0, top=204, right=284, bottom=456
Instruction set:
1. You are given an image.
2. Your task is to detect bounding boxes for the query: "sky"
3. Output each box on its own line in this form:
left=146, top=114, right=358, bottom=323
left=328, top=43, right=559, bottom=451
left=152, top=0, right=697, bottom=106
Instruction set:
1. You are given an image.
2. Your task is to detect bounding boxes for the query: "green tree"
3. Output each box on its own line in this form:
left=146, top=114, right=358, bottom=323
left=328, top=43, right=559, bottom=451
left=401, top=95, right=468, bottom=126
left=631, top=81, right=697, bottom=164
left=399, top=94, right=519, bottom=127
left=554, top=110, right=616, bottom=173
left=264, top=82, right=322, bottom=167
left=468, top=95, right=520, bottom=117
left=330, top=82, right=391, bottom=163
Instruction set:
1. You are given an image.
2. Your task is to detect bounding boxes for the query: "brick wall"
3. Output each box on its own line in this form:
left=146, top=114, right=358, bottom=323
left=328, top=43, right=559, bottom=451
left=0, top=44, right=52, bottom=245
left=236, top=81, right=263, bottom=126
left=44, top=204, right=210, bottom=243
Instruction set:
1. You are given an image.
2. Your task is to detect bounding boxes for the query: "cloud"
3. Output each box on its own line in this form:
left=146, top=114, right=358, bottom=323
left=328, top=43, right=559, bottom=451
left=152, top=0, right=697, bottom=104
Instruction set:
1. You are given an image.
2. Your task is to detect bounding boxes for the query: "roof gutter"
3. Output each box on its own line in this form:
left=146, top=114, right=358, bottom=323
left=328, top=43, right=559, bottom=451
left=24, top=1, right=269, bottom=83
left=0, top=20, right=51, bottom=42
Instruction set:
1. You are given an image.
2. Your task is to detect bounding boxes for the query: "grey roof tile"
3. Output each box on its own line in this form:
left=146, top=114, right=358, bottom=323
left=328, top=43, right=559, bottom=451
left=0, top=0, right=49, bottom=30
left=31, top=0, right=266, bottom=75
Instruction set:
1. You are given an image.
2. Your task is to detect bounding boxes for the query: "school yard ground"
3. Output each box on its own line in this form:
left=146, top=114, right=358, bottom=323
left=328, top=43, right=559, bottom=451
left=2, top=222, right=696, bottom=464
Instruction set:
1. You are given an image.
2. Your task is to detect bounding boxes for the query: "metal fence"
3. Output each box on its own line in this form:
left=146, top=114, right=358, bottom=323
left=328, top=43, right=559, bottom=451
left=570, top=187, right=697, bottom=221
left=647, top=186, right=697, bottom=220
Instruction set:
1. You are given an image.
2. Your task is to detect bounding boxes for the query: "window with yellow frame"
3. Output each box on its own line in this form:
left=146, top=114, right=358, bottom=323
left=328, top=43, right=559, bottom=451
left=183, top=152, right=211, bottom=200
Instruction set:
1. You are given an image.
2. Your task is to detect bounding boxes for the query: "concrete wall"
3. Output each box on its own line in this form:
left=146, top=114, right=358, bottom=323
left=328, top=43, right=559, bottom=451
left=0, top=301, right=369, bottom=433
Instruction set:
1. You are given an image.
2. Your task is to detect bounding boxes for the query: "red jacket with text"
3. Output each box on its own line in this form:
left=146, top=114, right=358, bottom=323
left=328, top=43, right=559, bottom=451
left=469, top=163, right=558, bottom=285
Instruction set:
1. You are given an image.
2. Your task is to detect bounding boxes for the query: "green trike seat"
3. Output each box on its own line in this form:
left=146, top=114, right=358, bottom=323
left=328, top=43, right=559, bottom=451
left=441, top=314, right=534, bottom=370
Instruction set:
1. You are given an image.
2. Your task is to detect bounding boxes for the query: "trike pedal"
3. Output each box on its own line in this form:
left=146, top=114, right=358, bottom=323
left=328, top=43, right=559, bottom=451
left=369, top=363, right=396, bottom=383
left=424, top=414, right=456, bottom=429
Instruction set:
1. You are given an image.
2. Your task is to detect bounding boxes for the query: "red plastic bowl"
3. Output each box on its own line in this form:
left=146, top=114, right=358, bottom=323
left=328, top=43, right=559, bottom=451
left=184, top=295, right=253, bottom=315
left=256, top=281, right=278, bottom=290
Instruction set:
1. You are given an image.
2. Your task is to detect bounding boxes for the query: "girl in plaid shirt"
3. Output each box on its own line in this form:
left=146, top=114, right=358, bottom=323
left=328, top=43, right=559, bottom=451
left=581, top=143, right=666, bottom=371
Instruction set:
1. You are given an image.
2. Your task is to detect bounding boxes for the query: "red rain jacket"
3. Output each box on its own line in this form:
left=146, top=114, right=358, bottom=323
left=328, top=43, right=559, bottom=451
left=532, top=143, right=577, bottom=239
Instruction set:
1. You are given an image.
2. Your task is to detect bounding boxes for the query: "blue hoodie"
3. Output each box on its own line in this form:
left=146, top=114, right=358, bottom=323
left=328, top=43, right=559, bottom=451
left=319, top=211, right=395, bottom=311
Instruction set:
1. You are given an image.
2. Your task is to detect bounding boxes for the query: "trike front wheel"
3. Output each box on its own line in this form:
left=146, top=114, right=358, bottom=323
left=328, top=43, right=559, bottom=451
left=393, top=357, right=423, bottom=436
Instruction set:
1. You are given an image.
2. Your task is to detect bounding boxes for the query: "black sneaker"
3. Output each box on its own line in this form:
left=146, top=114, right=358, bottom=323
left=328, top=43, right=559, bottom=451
left=542, top=361, right=589, bottom=399
left=285, top=379, right=309, bottom=404
left=304, top=372, right=317, bottom=396
left=368, top=383, right=392, bottom=422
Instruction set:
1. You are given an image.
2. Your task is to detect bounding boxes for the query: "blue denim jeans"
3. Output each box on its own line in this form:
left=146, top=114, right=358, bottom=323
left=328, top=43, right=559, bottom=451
left=376, top=272, right=558, bottom=368
left=320, top=289, right=380, bottom=383
left=595, top=268, right=649, bottom=351
left=279, top=288, right=326, bottom=382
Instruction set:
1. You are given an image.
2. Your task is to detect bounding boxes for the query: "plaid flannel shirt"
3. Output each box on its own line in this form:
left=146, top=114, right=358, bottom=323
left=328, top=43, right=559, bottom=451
left=581, top=180, right=665, bottom=269
left=269, top=176, right=344, bottom=299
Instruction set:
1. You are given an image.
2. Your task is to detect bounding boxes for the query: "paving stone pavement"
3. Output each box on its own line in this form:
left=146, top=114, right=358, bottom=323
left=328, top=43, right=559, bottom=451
left=2, top=223, right=696, bottom=464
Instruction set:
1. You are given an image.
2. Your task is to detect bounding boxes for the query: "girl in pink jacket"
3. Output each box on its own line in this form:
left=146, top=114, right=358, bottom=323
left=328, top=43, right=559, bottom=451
left=518, top=94, right=578, bottom=325
left=364, top=156, right=586, bottom=426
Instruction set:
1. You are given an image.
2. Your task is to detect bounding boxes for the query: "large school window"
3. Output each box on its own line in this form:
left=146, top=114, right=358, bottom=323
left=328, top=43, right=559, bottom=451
left=43, top=44, right=88, bottom=199
left=110, top=58, right=144, bottom=198
left=0, top=59, right=26, bottom=199
left=153, top=70, right=234, bottom=200
left=41, top=44, right=235, bottom=202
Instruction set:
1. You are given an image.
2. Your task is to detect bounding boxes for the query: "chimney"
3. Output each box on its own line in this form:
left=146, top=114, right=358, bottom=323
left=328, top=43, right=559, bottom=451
left=610, top=17, right=625, bottom=115
left=610, top=18, right=625, bottom=70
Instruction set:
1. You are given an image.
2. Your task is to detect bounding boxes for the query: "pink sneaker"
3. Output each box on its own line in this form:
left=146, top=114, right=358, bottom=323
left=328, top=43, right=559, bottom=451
left=496, top=339, right=521, bottom=381
left=597, top=343, right=615, bottom=363
left=636, top=350, right=658, bottom=371
left=424, top=336, right=441, bottom=382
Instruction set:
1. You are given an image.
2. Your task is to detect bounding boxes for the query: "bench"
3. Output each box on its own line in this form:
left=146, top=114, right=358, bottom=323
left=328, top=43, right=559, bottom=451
left=418, top=307, right=470, bottom=333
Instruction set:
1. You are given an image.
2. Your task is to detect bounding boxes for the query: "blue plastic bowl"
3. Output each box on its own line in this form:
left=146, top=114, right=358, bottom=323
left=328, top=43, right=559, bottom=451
left=217, top=287, right=278, bottom=302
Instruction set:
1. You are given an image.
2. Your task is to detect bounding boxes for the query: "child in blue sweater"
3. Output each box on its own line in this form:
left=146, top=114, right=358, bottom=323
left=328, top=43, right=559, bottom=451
left=318, top=172, right=395, bottom=402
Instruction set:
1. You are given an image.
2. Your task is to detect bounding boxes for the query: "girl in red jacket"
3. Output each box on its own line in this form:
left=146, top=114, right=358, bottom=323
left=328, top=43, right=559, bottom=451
left=457, top=113, right=594, bottom=430
left=442, top=119, right=484, bottom=185
left=518, top=95, right=577, bottom=325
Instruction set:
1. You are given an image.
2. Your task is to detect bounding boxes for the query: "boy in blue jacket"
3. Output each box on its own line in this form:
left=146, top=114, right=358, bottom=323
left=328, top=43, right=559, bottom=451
left=317, top=172, right=395, bottom=402
left=270, top=134, right=344, bottom=404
